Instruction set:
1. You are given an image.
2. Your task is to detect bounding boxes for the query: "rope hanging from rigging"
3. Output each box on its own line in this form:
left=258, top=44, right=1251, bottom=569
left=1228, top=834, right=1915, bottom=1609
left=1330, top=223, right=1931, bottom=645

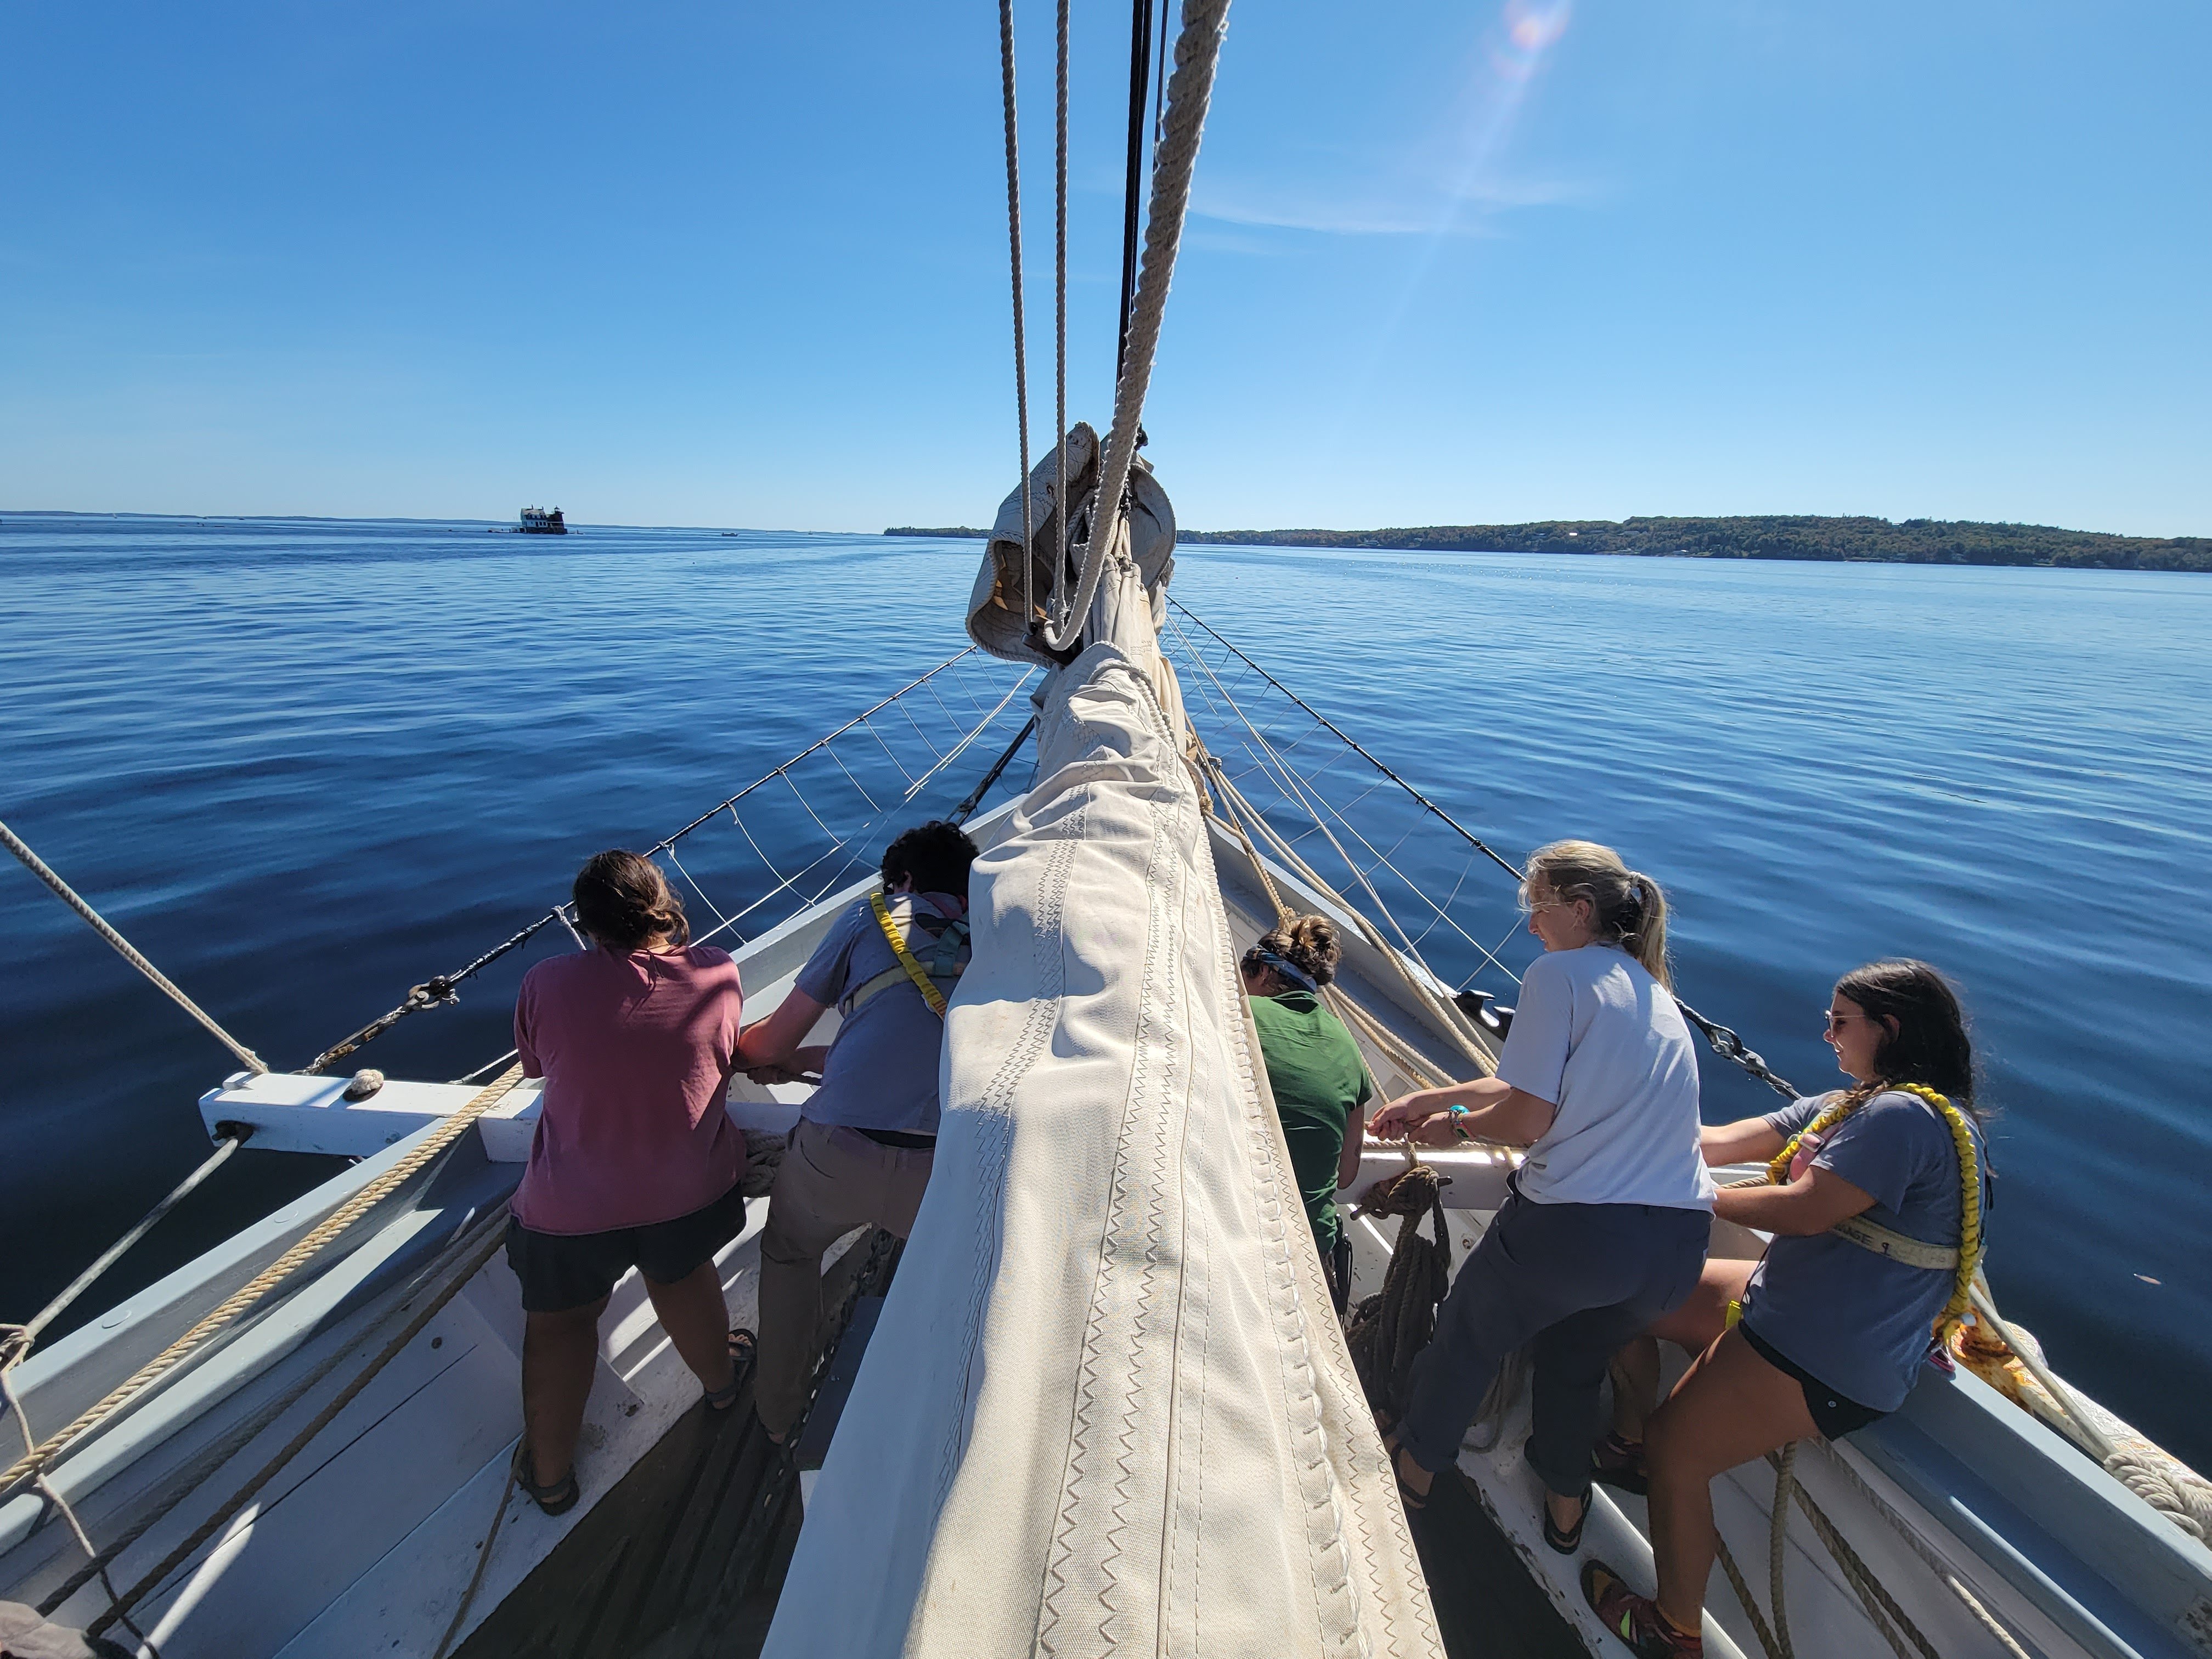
left=996, top=0, right=1229, bottom=654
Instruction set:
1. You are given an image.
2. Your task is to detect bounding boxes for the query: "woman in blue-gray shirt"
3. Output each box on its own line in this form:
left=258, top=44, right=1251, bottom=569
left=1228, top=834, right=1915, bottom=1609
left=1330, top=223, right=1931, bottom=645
left=1583, top=959, right=1989, bottom=1659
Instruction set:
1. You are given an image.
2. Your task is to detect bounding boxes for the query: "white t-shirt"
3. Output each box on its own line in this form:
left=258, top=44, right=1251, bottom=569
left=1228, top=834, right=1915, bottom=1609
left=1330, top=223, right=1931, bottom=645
left=1494, top=945, right=1714, bottom=1210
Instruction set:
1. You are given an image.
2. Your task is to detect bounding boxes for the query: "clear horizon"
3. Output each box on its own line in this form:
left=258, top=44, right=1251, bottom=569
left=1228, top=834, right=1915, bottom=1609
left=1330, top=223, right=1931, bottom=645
left=4, top=2, right=2207, bottom=539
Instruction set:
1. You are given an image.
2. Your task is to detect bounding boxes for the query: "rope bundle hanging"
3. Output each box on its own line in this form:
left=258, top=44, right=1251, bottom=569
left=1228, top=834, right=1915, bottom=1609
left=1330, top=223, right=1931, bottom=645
left=1343, top=1163, right=1453, bottom=1422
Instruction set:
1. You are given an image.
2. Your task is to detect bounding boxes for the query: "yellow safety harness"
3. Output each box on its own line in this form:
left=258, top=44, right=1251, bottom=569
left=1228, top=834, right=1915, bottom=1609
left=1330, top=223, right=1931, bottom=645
left=867, top=889, right=959, bottom=1019
left=1767, top=1081, right=1984, bottom=1342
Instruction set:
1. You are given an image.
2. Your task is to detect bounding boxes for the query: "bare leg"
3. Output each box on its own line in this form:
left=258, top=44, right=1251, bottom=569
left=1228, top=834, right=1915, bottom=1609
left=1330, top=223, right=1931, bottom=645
left=1610, top=1260, right=1757, bottom=1443
left=644, top=1261, right=737, bottom=1397
left=1644, top=1329, right=1816, bottom=1635
left=1610, top=1338, right=1663, bottom=1442
left=522, top=1295, right=610, bottom=1487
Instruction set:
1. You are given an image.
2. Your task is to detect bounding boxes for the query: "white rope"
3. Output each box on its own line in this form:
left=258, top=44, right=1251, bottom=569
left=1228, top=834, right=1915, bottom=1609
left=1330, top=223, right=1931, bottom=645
left=2, top=816, right=267, bottom=1074
left=1211, top=761, right=1495, bottom=1074
left=1809, top=1440, right=2036, bottom=1659
left=1038, top=0, right=1233, bottom=650
left=1179, top=641, right=1503, bottom=1062
left=0, top=1362, right=161, bottom=1656
left=1972, top=1278, right=2212, bottom=1542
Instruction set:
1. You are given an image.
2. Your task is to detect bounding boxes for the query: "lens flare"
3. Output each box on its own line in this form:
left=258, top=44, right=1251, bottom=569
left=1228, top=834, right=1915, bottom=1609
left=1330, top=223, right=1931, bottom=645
left=1493, top=0, right=1571, bottom=81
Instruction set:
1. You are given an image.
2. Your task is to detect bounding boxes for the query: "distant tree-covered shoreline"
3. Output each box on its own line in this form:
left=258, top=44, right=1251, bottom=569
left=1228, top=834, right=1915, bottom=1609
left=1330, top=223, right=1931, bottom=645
left=887, top=516, right=2209, bottom=572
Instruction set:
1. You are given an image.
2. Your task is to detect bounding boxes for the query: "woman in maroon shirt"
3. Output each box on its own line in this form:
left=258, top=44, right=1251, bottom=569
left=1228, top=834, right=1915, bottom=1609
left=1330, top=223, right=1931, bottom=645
left=505, top=850, right=747, bottom=1514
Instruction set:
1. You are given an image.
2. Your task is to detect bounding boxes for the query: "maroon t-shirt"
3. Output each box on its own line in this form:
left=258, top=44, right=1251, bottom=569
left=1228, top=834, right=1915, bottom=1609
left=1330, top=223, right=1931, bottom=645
left=511, top=943, right=746, bottom=1234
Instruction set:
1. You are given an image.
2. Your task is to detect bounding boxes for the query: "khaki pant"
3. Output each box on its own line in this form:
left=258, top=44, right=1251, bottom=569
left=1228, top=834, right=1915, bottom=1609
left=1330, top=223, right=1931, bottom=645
left=756, top=1118, right=934, bottom=1436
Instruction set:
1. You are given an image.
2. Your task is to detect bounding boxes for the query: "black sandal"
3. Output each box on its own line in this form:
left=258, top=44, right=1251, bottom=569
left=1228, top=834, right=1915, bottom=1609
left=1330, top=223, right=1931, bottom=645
left=1542, top=1489, right=1589, bottom=1555
left=512, top=1439, right=579, bottom=1517
left=705, top=1328, right=756, bottom=1410
left=1383, top=1436, right=1432, bottom=1513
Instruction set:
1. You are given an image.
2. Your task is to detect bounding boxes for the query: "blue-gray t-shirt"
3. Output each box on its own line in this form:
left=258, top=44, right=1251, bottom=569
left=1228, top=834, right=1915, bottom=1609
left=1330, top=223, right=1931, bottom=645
left=792, top=891, right=963, bottom=1136
left=1739, top=1090, right=1988, bottom=1413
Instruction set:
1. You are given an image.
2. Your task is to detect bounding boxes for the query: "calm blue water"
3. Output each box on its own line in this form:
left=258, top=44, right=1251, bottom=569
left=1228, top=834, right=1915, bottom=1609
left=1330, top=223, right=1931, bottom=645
left=3, top=512, right=2207, bottom=1469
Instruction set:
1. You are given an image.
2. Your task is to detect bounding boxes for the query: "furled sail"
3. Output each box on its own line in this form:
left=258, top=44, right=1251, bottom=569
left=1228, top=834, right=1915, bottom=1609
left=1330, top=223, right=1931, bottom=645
left=766, top=477, right=1440, bottom=1656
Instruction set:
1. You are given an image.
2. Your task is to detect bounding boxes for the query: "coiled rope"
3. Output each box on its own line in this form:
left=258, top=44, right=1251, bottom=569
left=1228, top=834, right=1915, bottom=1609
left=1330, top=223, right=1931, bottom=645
left=0, top=1064, right=526, bottom=1502
left=1, top=816, right=266, bottom=1074
left=1035, top=0, right=1232, bottom=650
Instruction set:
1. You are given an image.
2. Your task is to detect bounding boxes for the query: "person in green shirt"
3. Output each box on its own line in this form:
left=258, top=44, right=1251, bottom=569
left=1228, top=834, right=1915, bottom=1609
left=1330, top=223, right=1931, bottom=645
left=1240, top=915, right=1374, bottom=1305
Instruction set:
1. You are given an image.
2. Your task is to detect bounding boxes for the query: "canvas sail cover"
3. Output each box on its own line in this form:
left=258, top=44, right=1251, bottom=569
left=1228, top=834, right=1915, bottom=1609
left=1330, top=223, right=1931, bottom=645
left=766, top=540, right=1440, bottom=1656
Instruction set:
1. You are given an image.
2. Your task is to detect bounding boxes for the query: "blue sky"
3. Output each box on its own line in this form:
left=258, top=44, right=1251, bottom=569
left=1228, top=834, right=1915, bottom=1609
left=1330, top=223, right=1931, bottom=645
left=3, top=1, right=2205, bottom=535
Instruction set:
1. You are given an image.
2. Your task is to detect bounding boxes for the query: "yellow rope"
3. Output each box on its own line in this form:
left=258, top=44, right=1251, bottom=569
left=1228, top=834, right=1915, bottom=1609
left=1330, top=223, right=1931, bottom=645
left=868, top=889, right=949, bottom=1017
left=1, top=1064, right=527, bottom=1499
left=1766, top=1081, right=1982, bottom=1342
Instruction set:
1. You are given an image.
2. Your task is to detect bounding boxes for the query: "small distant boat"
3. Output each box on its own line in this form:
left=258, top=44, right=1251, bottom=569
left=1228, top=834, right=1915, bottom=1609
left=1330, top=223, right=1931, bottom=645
left=515, top=507, right=567, bottom=535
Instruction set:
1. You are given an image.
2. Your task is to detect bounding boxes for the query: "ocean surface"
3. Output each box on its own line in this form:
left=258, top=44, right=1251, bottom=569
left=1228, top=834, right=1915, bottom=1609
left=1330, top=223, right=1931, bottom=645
left=3, top=512, right=2208, bottom=1471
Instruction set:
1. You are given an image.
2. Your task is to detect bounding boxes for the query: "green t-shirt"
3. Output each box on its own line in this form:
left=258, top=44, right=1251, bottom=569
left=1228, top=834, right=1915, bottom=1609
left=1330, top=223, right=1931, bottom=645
left=1249, top=989, right=1373, bottom=1257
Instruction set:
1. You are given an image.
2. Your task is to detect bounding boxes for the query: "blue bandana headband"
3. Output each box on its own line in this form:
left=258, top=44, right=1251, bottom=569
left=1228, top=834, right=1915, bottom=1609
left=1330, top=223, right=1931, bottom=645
left=1251, top=948, right=1319, bottom=992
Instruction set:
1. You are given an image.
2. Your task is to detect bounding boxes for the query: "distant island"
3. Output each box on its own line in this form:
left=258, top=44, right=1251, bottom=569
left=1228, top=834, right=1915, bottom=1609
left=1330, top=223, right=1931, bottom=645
left=887, top=516, right=2209, bottom=573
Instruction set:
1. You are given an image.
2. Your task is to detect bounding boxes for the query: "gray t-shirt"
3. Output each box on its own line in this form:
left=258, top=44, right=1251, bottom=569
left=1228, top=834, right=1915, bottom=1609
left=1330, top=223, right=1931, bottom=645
left=1496, top=945, right=1714, bottom=1210
left=793, top=890, right=964, bottom=1135
left=1740, top=1090, right=1989, bottom=1413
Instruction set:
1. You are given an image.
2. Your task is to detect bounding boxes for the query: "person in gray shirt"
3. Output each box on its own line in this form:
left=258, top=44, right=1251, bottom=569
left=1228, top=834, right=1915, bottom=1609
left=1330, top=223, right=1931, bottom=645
left=1583, top=959, right=1989, bottom=1659
left=737, top=820, right=978, bottom=1442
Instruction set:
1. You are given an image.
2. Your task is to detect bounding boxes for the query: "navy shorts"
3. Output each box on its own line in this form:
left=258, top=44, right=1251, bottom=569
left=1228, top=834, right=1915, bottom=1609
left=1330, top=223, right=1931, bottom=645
left=1739, top=1321, right=1887, bottom=1440
left=506, top=1182, right=748, bottom=1313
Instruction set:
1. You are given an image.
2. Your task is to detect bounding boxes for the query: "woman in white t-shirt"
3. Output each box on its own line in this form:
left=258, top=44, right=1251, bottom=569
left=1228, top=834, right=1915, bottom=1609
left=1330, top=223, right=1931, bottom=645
left=1369, top=840, right=1714, bottom=1552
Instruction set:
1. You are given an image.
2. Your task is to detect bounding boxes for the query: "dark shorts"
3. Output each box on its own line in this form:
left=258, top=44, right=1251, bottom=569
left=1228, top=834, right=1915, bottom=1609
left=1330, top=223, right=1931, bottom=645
left=506, top=1182, right=748, bottom=1313
left=1740, top=1320, right=1887, bottom=1440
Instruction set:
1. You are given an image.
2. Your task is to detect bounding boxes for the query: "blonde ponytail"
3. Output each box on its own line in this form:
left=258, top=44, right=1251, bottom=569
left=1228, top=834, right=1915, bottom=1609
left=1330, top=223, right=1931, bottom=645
left=1523, top=839, right=1672, bottom=988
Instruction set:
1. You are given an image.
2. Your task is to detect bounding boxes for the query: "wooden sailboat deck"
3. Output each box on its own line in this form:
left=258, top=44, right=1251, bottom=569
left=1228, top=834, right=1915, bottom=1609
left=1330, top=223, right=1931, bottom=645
left=452, top=1229, right=1584, bottom=1659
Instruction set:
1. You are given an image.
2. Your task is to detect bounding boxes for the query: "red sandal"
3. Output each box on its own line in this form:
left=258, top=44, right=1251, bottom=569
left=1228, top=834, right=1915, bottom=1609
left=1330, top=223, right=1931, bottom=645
left=1591, top=1431, right=1649, bottom=1496
left=1582, top=1559, right=1701, bottom=1657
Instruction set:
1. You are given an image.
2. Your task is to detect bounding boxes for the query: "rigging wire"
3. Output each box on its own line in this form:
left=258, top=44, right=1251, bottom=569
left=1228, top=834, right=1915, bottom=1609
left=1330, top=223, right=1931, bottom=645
left=1055, top=0, right=1071, bottom=597
left=0, top=1130, right=249, bottom=1374
left=1166, top=603, right=1804, bottom=1096
left=1167, top=600, right=1522, bottom=879
left=996, top=0, right=1037, bottom=632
